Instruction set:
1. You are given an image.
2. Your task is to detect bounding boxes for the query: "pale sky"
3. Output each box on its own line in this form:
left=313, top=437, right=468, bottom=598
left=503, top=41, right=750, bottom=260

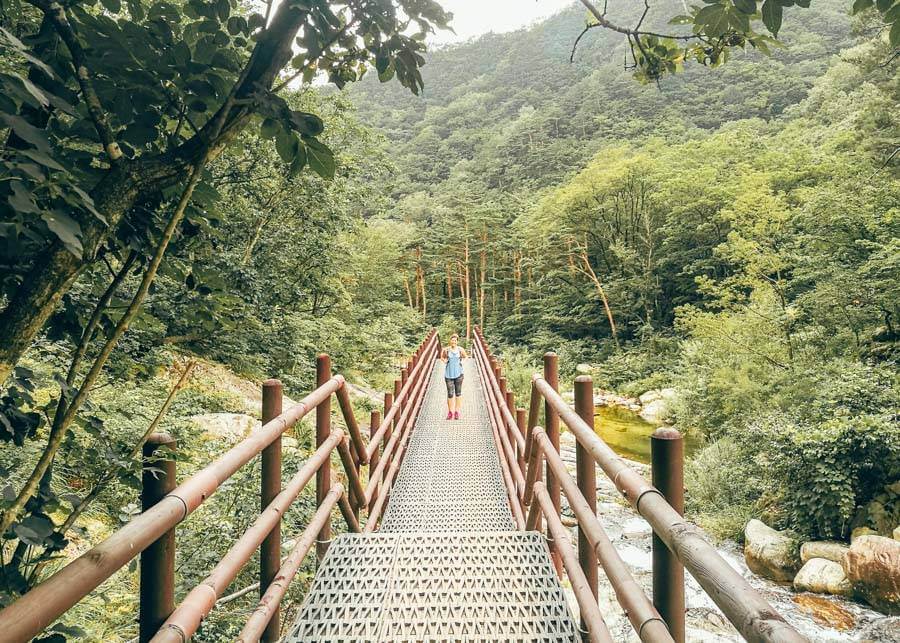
left=429, top=0, right=575, bottom=44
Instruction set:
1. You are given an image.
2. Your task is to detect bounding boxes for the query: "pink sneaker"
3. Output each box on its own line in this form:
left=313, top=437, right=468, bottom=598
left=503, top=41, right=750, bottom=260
left=453, top=411, right=460, bottom=420
left=447, top=411, right=453, bottom=420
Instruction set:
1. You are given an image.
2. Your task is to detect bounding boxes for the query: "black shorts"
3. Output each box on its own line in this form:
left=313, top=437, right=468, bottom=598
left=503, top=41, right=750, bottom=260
left=445, top=375, right=463, bottom=398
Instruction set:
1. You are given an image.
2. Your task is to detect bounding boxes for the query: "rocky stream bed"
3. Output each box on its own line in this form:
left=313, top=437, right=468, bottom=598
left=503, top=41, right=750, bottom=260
left=556, top=431, right=898, bottom=642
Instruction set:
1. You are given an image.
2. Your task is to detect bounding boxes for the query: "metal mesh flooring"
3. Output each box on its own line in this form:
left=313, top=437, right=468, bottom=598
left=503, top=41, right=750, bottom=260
left=379, top=360, right=515, bottom=533
left=286, top=358, right=579, bottom=642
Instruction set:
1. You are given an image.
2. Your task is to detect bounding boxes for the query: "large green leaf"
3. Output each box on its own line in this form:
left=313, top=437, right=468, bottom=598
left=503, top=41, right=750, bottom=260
left=696, top=4, right=731, bottom=37
left=305, top=137, right=335, bottom=179
left=42, top=210, right=84, bottom=256
left=761, top=0, right=783, bottom=35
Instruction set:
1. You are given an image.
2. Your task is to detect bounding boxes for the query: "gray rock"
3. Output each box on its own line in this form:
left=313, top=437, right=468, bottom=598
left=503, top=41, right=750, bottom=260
left=793, top=558, right=853, bottom=596
left=192, top=412, right=258, bottom=442
left=857, top=616, right=900, bottom=643
left=744, top=519, right=800, bottom=582
left=800, top=540, right=850, bottom=563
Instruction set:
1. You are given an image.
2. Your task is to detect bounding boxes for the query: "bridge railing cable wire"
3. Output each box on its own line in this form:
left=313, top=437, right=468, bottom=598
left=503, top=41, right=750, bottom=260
left=473, top=326, right=809, bottom=643
left=0, top=330, right=439, bottom=643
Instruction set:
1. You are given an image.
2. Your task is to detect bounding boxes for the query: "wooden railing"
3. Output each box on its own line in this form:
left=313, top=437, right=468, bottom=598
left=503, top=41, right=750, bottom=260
left=0, top=330, right=439, bottom=643
left=472, top=327, right=808, bottom=643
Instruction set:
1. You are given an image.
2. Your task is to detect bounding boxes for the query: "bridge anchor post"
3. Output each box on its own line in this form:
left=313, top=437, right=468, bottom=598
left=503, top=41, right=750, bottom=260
left=651, top=427, right=686, bottom=643
left=139, top=432, right=176, bottom=643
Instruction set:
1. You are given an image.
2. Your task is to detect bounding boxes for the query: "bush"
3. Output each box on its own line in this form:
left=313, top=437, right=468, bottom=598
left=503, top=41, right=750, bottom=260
left=593, top=334, right=680, bottom=396
left=685, top=437, right=773, bottom=541
left=739, top=413, right=900, bottom=539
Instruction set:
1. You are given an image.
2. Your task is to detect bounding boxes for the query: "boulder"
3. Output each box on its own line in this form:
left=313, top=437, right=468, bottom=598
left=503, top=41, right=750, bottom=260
left=744, top=519, right=800, bottom=582
left=793, top=558, right=852, bottom=596
left=639, top=390, right=662, bottom=405
left=852, top=526, right=879, bottom=541
left=894, top=526, right=900, bottom=542
left=638, top=388, right=676, bottom=424
left=192, top=412, right=258, bottom=442
left=842, top=535, right=900, bottom=614
left=800, top=540, right=849, bottom=564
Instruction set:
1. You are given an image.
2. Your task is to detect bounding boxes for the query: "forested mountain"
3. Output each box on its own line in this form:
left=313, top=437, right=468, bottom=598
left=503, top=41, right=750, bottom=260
left=0, top=0, right=897, bottom=637
left=350, top=0, right=853, bottom=195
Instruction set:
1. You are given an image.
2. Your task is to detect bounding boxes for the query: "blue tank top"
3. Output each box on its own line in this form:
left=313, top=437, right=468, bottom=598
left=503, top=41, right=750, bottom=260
left=445, top=347, right=463, bottom=379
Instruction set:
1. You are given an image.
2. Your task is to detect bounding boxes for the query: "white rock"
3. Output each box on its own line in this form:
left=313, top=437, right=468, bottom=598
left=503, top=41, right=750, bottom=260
left=621, top=517, right=652, bottom=539
left=793, top=558, right=853, bottom=596
left=800, top=540, right=849, bottom=564
left=192, top=413, right=258, bottom=442
left=744, top=519, right=800, bottom=582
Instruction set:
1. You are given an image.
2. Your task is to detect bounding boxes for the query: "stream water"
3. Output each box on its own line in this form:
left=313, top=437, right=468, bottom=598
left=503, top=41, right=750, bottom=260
left=587, top=406, right=894, bottom=641
left=593, top=404, right=700, bottom=464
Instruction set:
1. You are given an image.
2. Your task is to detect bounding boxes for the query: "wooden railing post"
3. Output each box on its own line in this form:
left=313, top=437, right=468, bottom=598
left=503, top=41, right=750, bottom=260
left=543, top=352, right=562, bottom=576
left=260, top=379, right=283, bottom=642
left=515, top=407, right=527, bottom=477
left=369, top=409, right=381, bottom=514
left=392, top=379, right=401, bottom=432
left=315, top=354, right=332, bottom=562
left=652, top=428, right=686, bottom=643
left=140, top=433, right=176, bottom=643
left=574, top=375, right=599, bottom=641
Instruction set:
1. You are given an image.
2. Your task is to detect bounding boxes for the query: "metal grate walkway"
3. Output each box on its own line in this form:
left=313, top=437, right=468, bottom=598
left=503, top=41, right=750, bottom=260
left=286, top=358, right=579, bottom=641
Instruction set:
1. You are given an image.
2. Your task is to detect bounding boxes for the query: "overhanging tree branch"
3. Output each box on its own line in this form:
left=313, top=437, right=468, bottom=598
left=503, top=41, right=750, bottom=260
left=25, top=0, right=124, bottom=164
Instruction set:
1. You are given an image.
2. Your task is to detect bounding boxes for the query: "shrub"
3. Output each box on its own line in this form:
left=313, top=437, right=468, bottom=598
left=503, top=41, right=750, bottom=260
left=739, top=413, right=900, bottom=539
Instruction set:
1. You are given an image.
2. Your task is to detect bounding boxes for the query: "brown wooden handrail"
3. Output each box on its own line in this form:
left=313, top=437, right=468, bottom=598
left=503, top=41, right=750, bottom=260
left=473, top=326, right=808, bottom=643
left=0, top=330, right=437, bottom=643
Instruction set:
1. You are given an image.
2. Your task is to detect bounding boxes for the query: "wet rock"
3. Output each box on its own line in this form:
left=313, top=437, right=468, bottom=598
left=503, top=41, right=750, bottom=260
left=800, top=540, right=849, bottom=563
left=858, top=616, right=900, bottom=642
left=792, top=594, right=856, bottom=631
left=744, top=519, right=801, bottom=582
left=793, top=558, right=852, bottom=596
left=843, top=535, right=900, bottom=614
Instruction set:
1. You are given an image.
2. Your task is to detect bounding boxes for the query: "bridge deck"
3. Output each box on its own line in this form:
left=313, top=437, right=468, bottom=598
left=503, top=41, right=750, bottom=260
left=286, top=358, right=580, bottom=641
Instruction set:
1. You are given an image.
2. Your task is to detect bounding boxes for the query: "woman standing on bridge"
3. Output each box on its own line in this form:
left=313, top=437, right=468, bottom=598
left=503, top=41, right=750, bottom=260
left=442, top=334, right=468, bottom=420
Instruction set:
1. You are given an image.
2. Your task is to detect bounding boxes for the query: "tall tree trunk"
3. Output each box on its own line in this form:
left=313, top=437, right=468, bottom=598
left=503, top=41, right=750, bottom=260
left=514, top=252, right=522, bottom=309
left=577, top=248, right=620, bottom=349
left=464, top=238, right=471, bottom=340
left=404, top=277, right=414, bottom=308
left=446, top=262, right=453, bottom=300
left=478, top=230, right=486, bottom=329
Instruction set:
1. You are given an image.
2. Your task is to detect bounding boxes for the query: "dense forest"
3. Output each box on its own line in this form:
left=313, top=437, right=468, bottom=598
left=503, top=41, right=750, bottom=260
left=349, top=0, right=899, bottom=543
left=0, top=0, right=897, bottom=638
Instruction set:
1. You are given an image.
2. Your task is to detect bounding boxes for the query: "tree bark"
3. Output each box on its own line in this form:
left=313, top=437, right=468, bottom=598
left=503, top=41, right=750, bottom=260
left=464, top=238, right=471, bottom=340
left=0, top=0, right=322, bottom=385
left=0, top=163, right=206, bottom=537
left=577, top=247, right=620, bottom=349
